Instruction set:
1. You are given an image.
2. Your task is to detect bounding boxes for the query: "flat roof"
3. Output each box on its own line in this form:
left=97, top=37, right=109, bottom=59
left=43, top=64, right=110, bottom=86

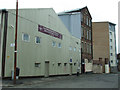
left=93, top=21, right=116, bottom=25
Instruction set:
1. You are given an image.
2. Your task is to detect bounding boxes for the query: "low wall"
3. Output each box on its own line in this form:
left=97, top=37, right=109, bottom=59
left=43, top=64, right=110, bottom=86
left=85, top=59, right=92, bottom=72
left=92, top=64, right=102, bottom=73
left=110, top=66, right=118, bottom=73
left=85, top=63, right=92, bottom=72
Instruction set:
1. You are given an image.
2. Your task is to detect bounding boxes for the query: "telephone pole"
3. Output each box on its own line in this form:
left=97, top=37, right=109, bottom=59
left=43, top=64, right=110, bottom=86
left=14, top=0, right=18, bottom=84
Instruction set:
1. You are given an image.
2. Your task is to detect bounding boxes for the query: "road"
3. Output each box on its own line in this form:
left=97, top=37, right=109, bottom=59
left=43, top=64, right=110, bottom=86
left=2, top=73, right=119, bottom=88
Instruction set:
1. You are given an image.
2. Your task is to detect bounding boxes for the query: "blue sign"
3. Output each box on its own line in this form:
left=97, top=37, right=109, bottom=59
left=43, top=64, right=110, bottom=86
left=70, top=59, right=72, bottom=62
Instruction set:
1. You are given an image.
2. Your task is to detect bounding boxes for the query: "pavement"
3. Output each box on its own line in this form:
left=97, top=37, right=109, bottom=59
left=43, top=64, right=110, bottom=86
left=1, top=72, right=119, bottom=88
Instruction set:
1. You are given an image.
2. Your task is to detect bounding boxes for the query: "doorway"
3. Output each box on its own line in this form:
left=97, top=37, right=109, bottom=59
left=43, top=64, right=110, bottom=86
left=45, top=61, right=49, bottom=77
left=81, top=59, right=85, bottom=74
left=69, top=63, right=72, bottom=75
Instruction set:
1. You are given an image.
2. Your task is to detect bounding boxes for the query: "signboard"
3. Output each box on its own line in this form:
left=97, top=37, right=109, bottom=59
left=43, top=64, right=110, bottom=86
left=38, top=25, right=62, bottom=40
left=70, top=59, right=72, bottom=63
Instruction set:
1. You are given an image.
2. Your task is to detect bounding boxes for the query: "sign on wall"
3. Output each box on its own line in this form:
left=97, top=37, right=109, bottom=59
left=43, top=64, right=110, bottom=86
left=38, top=25, right=62, bottom=40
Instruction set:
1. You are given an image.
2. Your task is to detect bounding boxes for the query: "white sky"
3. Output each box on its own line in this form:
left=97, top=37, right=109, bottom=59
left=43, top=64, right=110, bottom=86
left=0, top=0, right=119, bottom=52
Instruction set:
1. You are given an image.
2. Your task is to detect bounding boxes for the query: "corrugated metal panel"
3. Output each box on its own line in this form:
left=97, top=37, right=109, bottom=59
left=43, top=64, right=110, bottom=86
left=70, top=13, right=81, bottom=39
left=59, top=13, right=81, bottom=39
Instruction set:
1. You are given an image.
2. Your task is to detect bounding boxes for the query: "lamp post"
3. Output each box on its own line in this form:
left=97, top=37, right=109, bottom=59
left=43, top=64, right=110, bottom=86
left=14, top=0, right=18, bottom=84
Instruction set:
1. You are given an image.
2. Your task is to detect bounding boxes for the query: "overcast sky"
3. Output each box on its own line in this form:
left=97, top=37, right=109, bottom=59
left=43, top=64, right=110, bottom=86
left=0, top=0, right=119, bottom=52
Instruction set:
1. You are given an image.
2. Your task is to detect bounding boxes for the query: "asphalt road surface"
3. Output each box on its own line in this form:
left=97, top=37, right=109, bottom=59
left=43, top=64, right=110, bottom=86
left=2, top=73, right=119, bottom=88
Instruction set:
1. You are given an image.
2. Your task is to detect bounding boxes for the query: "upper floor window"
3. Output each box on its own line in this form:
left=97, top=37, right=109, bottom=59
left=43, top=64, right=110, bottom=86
left=81, top=26, right=83, bottom=37
left=35, top=36, right=41, bottom=44
left=89, top=44, right=92, bottom=54
left=58, top=43, right=61, bottom=48
left=83, top=16, right=86, bottom=23
left=69, top=46, right=72, bottom=51
left=87, top=44, right=89, bottom=53
left=84, top=43, right=87, bottom=52
left=89, top=31, right=91, bottom=40
left=22, top=33, right=30, bottom=42
left=85, top=29, right=87, bottom=39
left=81, top=42, right=84, bottom=52
left=110, top=46, right=113, bottom=49
left=109, top=25, right=112, bottom=30
left=110, top=32, right=112, bottom=35
left=110, top=53, right=113, bottom=56
left=111, top=60, right=113, bottom=63
left=79, top=48, right=81, bottom=53
left=74, top=47, right=76, bottom=52
left=110, top=39, right=112, bottom=42
left=81, top=13, right=83, bottom=22
left=89, top=19, right=91, bottom=27
left=87, top=30, right=89, bottom=40
left=86, top=16, right=89, bottom=25
left=0, top=14, right=1, bottom=25
left=52, top=41, right=56, bottom=47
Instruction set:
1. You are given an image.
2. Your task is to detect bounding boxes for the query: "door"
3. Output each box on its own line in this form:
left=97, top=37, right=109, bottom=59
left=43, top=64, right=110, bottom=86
left=81, top=59, right=85, bottom=74
left=70, top=63, right=72, bottom=75
left=45, top=61, right=49, bottom=77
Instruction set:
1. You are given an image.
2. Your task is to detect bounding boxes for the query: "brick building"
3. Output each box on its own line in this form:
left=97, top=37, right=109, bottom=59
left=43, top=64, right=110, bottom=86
left=58, top=6, right=93, bottom=73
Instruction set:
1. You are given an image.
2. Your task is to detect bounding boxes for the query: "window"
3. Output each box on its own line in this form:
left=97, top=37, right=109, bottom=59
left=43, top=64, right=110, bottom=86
left=84, top=28, right=87, bottom=39
left=22, top=33, right=30, bottom=42
left=81, top=13, right=83, bottom=22
left=81, top=26, right=83, bottom=37
left=89, top=31, right=91, bottom=40
left=74, top=47, right=76, bottom=52
left=58, top=43, right=61, bottom=48
left=111, top=53, right=113, bottom=56
left=76, top=42, right=79, bottom=44
left=83, top=16, right=85, bottom=23
left=69, top=46, right=72, bottom=51
left=52, top=41, right=56, bottom=47
left=85, top=43, right=87, bottom=52
left=87, top=30, right=89, bottom=39
left=64, top=63, right=67, bottom=66
left=110, top=32, right=112, bottom=35
left=35, top=36, right=41, bottom=44
left=109, top=25, right=112, bottom=30
left=89, top=44, right=91, bottom=54
left=74, top=63, right=76, bottom=66
left=111, top=60, right=113, bottom=63
left=81, top=42, right=84, bottom=52
left=110, top=46, right=113, bottom=49
left=87, top=44, right=89, bottom=53
left=58, top=63, right=61, bottom=66
left=35, top=63, right=40, bottom=67
left=79, top=48, right=81, bottom=53
left=86, top=16, right=89, bottom=25
left=89, top=19, right=91, bottom=27
left=110, top=39, right=112, bottom=42
left=0, top=14, right=1, bottom=25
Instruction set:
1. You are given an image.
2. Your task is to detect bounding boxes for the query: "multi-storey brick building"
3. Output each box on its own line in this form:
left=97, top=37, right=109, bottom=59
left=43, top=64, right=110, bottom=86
left=92, top=22, right=117, bottom=73
left=58, top=6, right=93, bottom=73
